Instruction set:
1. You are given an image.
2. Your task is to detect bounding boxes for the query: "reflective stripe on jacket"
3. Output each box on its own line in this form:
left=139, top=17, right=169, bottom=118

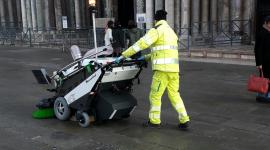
left=122, top=20, right=179, bottom=72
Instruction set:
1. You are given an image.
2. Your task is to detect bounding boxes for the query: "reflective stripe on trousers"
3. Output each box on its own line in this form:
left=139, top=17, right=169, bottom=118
left=149, top=113, right=160, bottom=120
left=150, top=106, right=161, bottom=112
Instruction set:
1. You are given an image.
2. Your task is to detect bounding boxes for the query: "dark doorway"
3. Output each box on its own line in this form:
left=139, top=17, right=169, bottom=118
left=256, top=0, right=270, bottom=37
left=118, top=0, right=134, bottom=28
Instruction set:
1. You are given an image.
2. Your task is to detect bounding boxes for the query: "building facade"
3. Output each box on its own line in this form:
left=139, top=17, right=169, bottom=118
left=0, top=0, right=269, bottom=44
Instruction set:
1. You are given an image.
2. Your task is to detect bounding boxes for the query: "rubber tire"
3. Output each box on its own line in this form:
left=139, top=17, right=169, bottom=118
left=78, top=112, right=90, bottom=128
left=54, top=97, right=71, bottom=121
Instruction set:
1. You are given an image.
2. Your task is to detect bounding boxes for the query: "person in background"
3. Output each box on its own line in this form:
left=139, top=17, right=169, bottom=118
left=112, top=21, right=125, bottom=57
left=255, top=16, right=270, bottom=98
left=126, top=20, right=145, bottom=59
left=104, top=20, right=114, bottom=46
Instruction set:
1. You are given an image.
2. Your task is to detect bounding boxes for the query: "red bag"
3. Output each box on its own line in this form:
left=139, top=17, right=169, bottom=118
left=247, top=69, right=269, bottom=94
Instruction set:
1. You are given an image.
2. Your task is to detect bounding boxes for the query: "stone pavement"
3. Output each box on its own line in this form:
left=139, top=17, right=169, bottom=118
left=1, top=46, right=269, bottom=150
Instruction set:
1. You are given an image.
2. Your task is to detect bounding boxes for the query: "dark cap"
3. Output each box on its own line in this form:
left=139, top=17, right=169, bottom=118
left=154, top=10, right=167, bottom=21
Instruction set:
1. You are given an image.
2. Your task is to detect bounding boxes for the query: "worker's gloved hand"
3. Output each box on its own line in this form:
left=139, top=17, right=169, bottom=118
left=114, top=56, right=124, bottom=64
left=137, top=56, right=145, bottom=61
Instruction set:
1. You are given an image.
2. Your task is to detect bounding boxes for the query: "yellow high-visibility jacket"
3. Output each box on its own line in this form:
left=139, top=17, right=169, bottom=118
left=122, top=20, right=179, bottom=72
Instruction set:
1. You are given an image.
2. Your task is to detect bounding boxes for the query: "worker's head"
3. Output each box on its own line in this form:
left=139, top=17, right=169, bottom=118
left=154, top=10, right=167, bottom=21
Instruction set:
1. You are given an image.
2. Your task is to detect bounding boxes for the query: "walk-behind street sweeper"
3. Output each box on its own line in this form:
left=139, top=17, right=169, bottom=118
left=32, top=45, right=146, bottom=127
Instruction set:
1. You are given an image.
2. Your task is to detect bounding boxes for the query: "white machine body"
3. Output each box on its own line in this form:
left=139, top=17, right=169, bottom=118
left=59, top=57, right=140, bottom=85
left=64, top=68, right=102, bottom=105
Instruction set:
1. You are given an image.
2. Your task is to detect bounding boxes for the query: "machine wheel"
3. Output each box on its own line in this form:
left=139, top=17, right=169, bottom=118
left=54, top=97, right=71, bottom=121
left=77, top=112, right=90, bottom=128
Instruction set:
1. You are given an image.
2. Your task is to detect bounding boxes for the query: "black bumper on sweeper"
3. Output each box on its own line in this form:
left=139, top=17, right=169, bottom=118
left=94, top=90, right=137, bottom=121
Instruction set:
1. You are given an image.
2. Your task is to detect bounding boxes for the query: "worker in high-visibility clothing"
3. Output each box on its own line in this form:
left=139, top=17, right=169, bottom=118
left=115, top=10, right=190, bottom=129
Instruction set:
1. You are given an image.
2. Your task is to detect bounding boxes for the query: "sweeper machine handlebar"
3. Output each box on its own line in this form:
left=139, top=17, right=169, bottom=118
left=51, top=48, right=108, bottom=79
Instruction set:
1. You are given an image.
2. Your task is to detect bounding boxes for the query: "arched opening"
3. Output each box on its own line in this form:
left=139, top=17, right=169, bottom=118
left=117, top=0, right=135, bottom=28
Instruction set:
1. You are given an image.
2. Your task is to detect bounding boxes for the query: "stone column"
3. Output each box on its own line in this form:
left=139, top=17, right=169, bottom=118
left=231, top=0, right=241, bottom=20
left=7, top=0, right=15, bottom=27
left=104, top=0, right=108, bottom=17
left=21, top=0, right=28, bottom=31
left=68, top=0, right=75, bottom=28
left=0, top=0, right=6, bottom=27
left=81, top=0, right=86, bottom=28
left=48, top=0, right=56, bottom=29
left=136, top=0, right=144, bottom=14
left=44, top=0, right=50, bottom=30
left=243, top=0, right=253, bottom=43
left=101, top=0, right=106, bottom=17
left=16, top=0, right=22, bottom=28
left=249, top=0, right=256, bottom=41
left=174, top=0, right=181, bottom=31
left=31, top=0, right=37, bottom=30
left=155, top=0, right=164, bottom=11
left=54, top=0, right=62, bottom=30
left=36, top=0, right=44, bottom=31
left=243, top=0, right=253, bottom=20
left=26, top=0, right=32, bottom=29
left=192, top=0, right=200, bottom=35
left=231, top=0, right=242, bottom=33
left=136, top=0, right=145, bottom=29
left=221, top=0, right=230, bottom=32
left=109, top=0, right=113, bottom=18
left=61, top=0, right=67, bottom=16
left=74, top=0, right=81, bottom=29
left=165, top=0, right=174, bottom=28
left=104, top=0, right=112, bottom=17
left=201, top=0, right=209, bottom=33
left=85, top=0, right=90, bottom=27
left=112, top=0, right=118, bottom=20
left=181, top=0, right=190, bottom=28
left=180, top=0, right=191, bottom=39
left=211, top=0, right=218, bottom=33
left=146, top=0, right=154, bottom=29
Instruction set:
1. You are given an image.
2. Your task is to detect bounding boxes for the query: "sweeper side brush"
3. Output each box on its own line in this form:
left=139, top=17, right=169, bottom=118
left=31, top=71, right=55, bottom=119
left=32, top=108, right=54, bottom=119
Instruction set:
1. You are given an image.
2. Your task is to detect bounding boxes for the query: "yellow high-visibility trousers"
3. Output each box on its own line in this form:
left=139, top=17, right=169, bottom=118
left=149, top=71, right=190, bottom=124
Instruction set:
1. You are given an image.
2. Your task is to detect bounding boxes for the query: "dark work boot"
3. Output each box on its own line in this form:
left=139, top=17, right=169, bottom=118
left=178, top=121, right=190, bottom=130
left=142, top=121, right=161, bottom=128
